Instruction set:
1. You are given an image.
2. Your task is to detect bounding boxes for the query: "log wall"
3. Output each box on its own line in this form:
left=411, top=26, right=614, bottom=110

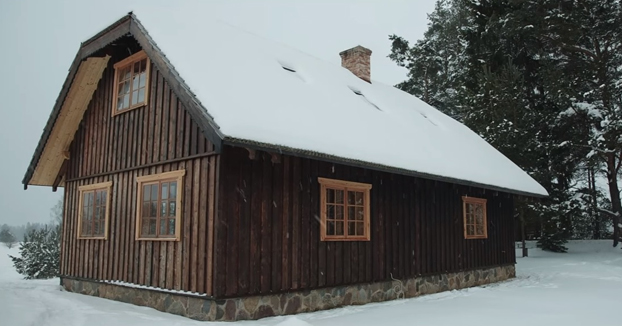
left=61, top=49, right=218, bottom=296
left=214, top=146, right=515, bottom=298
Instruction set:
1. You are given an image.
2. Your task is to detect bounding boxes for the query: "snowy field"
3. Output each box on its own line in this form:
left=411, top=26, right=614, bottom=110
left=1, top=241, right=620, bottom=326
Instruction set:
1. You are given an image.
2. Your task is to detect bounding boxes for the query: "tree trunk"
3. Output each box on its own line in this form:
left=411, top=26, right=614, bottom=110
left=589, top=167, right=601, bottom=239
left=520, top=205, right=528, bottom=257
left=605, top=153, right=621, bottom=247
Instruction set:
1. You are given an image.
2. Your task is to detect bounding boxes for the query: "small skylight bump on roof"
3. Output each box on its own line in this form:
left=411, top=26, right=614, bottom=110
left=348, top=86, right=382, bottom=111
left=278, top=60, right=305, bottom=82
left=419, top=112, right=438, bottom=126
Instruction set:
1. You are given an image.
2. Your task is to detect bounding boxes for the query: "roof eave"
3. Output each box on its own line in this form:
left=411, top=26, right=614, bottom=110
left=222, top=137, right=548, bottom=199
left=21, top=15, right=132, bottom=188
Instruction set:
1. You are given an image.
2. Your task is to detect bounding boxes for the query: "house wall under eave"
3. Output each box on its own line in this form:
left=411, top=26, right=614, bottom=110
left=214, top=145, right=515, bottom=298
left=61, top=41, right=218, bottom=296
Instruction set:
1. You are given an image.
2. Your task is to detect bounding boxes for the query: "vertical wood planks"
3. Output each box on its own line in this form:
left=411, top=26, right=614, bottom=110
left=212, top=146, right=517, bottom=298
left=63, top=52, right=217, bottom=295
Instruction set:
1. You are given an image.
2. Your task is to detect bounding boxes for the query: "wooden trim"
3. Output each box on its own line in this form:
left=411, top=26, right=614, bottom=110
left=136, top=170, right=186, bottom=183
left=318, top=177, right=373, bottom=190
left=113, top=51, right=147, bottom=69
left=78, top=181, right=113, bottom=192
left=112, top=50, right=151, bottom=117
left=65, top=151, right=216, bottom=182
left=76, top=181, right=113, bottom=240
left=23, top=17, right=130, bottom=187
left=462, top=196, right=488, bottom=239
left=318, top=177, right=371, bottom=242
left=135, top=169, right=185, bottom=241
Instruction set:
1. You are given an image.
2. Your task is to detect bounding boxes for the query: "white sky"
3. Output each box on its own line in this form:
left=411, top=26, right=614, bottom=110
left=0, top=0, right=436, bottom=226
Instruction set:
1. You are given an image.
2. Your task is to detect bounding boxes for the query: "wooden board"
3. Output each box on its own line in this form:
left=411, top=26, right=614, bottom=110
left=30, top=56, right=110, bottom=186
left=61, top=51, right=218, bottom=294
left=212, top=145, right=517, bottom=298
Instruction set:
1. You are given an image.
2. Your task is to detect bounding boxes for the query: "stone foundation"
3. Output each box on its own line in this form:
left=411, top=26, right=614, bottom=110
left=61, top=264, right=515, bottom=321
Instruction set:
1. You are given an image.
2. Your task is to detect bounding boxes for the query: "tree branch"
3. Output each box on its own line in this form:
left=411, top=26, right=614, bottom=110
left=597, top=207, right=620, bottom=218
left=542, top=35, right=598, bottom=60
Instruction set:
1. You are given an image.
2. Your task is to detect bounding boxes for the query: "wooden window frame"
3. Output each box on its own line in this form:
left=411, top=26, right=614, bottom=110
left=462, top=196, right=488, bottom=239
left=135, top=170, right=185, bottom=241
left=319, top=177, right=372, bottom=241
left=77, top=181, right=112, bottom=240
left=112, top=50, right=151, bottom=116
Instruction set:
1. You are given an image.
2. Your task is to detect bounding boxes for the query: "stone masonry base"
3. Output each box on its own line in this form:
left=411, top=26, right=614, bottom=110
left=61, top=264, right=515, bottom=321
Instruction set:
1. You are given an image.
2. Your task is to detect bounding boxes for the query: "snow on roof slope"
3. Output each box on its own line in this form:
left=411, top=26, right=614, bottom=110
left=134, top=11, right=548, bottom=197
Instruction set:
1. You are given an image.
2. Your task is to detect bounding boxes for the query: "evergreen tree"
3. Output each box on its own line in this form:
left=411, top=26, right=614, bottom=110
left=0, top=224, right=17, bottom=249
left=389, top=0, right=468, bottom=119
left=540, top=0, right=622, bottom=247
left=9, top=225, right=60, bottom=279
left=388, top=0, right=622, bottom=251
left=573, top=165, right=613, bottom=239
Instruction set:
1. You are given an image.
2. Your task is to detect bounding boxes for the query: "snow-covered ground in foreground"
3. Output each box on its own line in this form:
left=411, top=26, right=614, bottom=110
left=1, top=241, right=620, bottom=326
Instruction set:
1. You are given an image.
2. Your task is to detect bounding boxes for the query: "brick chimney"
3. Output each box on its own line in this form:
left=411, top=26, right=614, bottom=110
left=339, top=45, right=372, bottom=83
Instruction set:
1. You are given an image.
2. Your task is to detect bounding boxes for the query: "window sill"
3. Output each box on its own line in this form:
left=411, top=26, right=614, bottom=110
left=77, top=236, right=108, bottom=240
left=111, top=102, right=148, bottom=117
left=135, top=237, right=180, bottom=242
left=321, top=237, right=371, bottom=242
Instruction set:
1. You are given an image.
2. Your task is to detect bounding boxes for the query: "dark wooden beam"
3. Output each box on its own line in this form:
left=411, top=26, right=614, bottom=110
left=270, top=152, right=281, bottom=164
left=52, top=160, right=69, bottom=192
left=65, top=151, right=216, bottom=183
left=246, top=148, right=257, bottom=160
left=81, top=18, right=131, bottom=57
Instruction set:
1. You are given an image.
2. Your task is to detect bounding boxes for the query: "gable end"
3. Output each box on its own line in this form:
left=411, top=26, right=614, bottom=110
left=23, top=14, right=224, bottom=188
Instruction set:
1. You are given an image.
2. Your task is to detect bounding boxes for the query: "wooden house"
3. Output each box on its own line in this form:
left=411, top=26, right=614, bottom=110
left=22, top=12, right=547, bottom=321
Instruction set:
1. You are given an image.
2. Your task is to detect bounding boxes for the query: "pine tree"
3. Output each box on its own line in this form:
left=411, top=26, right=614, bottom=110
left=9, top=225, right=60, bottom=279
left=389, top=0, right=468, bottom=119
left=540, top=0, right=622, bottom=247
left=388, top=0, right=611, bottom=250
left=0, top=224, right=17, bottom=249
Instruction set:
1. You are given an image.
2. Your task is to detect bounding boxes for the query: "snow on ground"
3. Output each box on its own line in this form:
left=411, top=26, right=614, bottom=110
left=1, top=241, right=620, bottom=326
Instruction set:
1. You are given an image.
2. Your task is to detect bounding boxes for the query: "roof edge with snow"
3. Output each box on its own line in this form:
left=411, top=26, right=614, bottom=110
left=224, top=137, right=547, bottom=198
left=24, top=12, right=547, bottom=198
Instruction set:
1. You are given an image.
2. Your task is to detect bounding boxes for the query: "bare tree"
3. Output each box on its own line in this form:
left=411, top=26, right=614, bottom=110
left=50, top=199, right=63, bottom=227
left=0, top=224, right=16, bottom=249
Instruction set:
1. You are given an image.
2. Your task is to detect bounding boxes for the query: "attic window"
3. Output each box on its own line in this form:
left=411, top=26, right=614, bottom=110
left=112, top=50, right=151, bottom=116
left=349, top=87, right=382, bottom=111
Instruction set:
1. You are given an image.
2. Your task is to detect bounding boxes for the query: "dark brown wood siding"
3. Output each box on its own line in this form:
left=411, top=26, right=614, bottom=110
left=60, top=50, right=218, bottom=296
left=214, top=146, right=515, bottom=298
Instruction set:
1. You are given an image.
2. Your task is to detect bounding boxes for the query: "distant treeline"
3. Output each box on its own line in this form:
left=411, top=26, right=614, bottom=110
left=0, top=223, right=55, bottom=242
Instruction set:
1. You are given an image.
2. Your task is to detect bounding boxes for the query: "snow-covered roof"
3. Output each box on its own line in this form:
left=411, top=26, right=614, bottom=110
left=131, top=12, right=547, bottom=197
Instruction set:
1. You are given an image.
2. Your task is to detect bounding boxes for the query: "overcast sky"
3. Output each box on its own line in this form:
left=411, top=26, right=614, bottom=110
left=0, top=0, right=436, bottom=226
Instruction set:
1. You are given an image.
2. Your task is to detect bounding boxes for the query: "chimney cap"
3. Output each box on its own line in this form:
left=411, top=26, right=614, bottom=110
left=339, top=45, right=372, bottom=57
